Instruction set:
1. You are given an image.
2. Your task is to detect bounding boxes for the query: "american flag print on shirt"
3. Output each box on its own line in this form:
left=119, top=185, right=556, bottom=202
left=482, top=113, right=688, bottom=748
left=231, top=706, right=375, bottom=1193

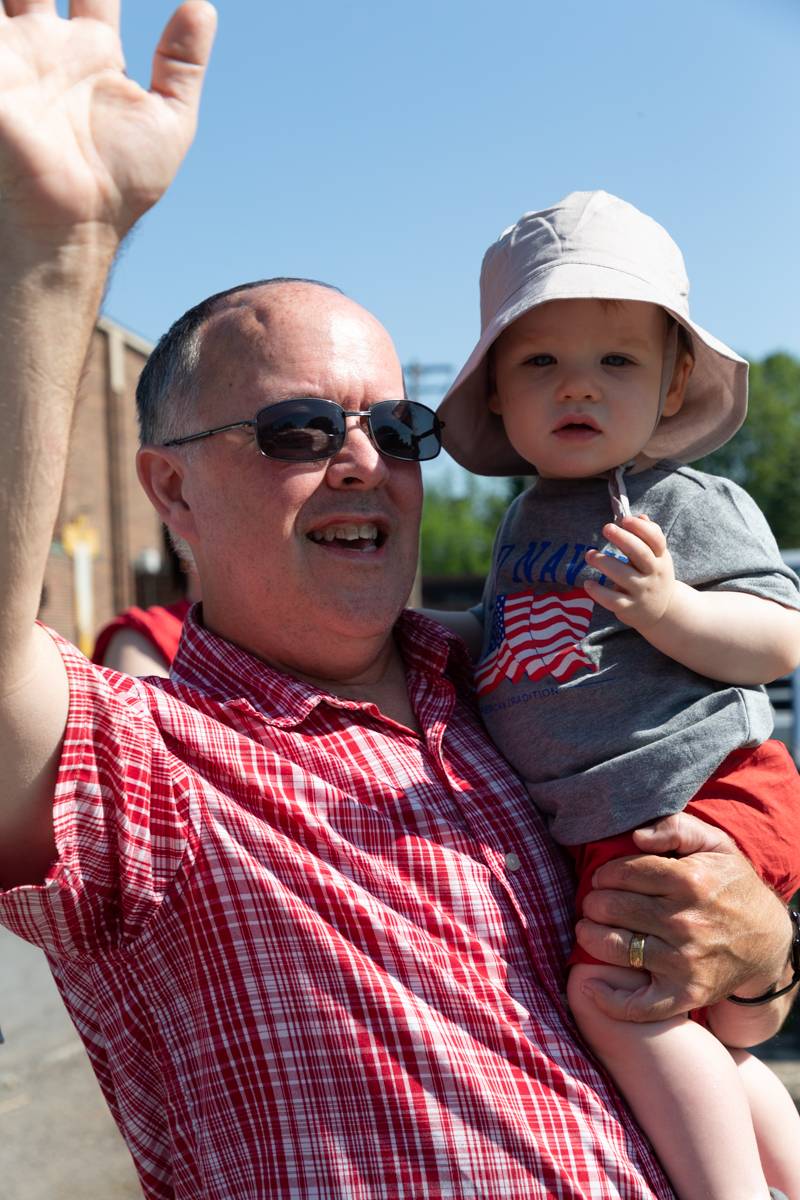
left=475, top=588, right=597, bottom=695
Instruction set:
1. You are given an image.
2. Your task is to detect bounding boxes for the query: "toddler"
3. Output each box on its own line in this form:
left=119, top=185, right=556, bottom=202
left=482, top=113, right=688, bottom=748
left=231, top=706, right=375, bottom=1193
left=435, top=191, right=800, bottom=1199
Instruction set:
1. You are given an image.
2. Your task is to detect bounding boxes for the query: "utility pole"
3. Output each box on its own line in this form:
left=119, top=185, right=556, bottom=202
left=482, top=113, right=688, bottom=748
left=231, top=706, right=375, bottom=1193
left=404, top=361, right=452, bottom=408
left=403, top=361, right=453, bottom=608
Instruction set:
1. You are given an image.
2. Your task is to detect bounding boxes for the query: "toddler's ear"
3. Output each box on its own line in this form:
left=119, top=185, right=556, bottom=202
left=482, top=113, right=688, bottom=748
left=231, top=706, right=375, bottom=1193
left=663, top=352, right=694, bottom=417
left=488, top=390, right=503, bottom=415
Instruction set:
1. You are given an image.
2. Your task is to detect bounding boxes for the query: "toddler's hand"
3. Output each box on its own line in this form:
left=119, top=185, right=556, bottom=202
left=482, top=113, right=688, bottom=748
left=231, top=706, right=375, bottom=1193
left=583, top=515, right=675, bottom=631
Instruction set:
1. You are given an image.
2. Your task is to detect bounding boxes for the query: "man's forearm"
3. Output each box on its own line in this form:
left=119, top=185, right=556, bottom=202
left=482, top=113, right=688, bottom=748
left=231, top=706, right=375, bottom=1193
left=0, top=231, right=114, bottom=878
left=708, top=910, right=798, bottom=1048
left=0, top=2, right=214, bottom=868
left=709, top=976, right=797, bottom=1049
left=0, top=229, right=118, bottom=680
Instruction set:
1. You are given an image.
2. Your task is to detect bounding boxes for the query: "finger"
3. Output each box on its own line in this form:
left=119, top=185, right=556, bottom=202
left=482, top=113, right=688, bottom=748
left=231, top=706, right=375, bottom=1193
left=69, top=0, right=119, bottom=30
left=618, top=515, right=667, bottom=556
left=583, top=578, right=642, bottom=620
left=583, top=552, right=637, bottom=590
left=575, top=917, right=669, bottom=966
left=602, top=520, right=665, bottom=569
left=3, top=0, right=57, bottom=14
left=583, top=863, right=721, bottom=953
left=590, top=851, right=691, bottom=903
left=599, top=523, right=660, bottom=572
left=580, top=975, right=694, bottom=1023
left=631, top=811, right=739, bottom=858
left=575, top=920, right=696, bottom=988
left=581, top=890, right=670, bottom=942
left=150, top=1, right=217, bottom=112
left=583, top=578, right=628, bottom=615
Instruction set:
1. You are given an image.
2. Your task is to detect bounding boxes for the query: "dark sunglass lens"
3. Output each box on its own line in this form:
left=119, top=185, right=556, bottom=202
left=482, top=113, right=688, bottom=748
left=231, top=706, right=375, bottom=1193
left=256, top=400, right=344, bottom=461
left=371, top=401, right=441, bottom=461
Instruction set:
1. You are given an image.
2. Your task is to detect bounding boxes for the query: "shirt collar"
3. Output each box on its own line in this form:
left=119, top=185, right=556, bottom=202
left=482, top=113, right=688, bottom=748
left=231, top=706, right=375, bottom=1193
left=170, top=604, right=472, bottom=728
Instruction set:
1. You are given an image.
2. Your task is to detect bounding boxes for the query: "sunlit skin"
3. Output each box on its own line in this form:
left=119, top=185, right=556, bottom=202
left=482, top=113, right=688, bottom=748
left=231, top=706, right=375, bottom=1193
left=487, top=297, right=694, bottom=634
left=483, top=302, right=800, bottom=1200
left=489, top=298, right=689, bottom=479
left=480, top=296, right=800, bottom=681
left=0, top=0, right=795, bottom=1107
left=137, top=283, right=423, bottom=690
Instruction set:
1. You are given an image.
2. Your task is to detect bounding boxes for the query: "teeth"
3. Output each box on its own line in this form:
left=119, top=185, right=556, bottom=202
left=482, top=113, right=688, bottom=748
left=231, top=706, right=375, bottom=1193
left=310, top=523, right=379, bottom=543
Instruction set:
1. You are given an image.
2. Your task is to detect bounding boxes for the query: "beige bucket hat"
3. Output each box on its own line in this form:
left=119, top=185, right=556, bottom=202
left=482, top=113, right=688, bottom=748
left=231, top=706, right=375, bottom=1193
left=438, top=190, right=748, bottom=476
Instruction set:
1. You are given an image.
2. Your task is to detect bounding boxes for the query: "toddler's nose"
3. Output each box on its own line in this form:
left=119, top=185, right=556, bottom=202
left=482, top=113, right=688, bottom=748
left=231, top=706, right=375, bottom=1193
left=556, top=369, right=600, bottom=403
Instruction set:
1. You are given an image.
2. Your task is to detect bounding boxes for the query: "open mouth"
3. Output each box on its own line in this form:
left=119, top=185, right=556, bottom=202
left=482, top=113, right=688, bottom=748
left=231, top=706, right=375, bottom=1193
left=553, top=417, right=601, bottom=437
left=308, top=522, right=385, bottom=551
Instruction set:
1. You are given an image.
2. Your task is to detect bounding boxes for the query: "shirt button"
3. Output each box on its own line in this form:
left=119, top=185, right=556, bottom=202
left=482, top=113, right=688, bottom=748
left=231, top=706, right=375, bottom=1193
left=504, top=852, right=522, bottom=872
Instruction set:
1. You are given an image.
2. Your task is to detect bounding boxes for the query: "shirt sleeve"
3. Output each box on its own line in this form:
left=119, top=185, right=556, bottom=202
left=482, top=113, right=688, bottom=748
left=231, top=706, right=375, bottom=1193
left=664, top=474, right=800, bottom=609
left=0, top=627, right=196, bottom=960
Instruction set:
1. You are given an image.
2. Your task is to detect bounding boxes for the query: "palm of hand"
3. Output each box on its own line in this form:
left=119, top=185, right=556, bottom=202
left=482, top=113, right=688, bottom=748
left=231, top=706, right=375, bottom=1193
left=0, top=8, right=210, bottom=235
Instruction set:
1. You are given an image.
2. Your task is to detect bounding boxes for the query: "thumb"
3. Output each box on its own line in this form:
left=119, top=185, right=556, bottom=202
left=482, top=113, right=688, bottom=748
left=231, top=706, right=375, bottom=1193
left=151, top=2, right=217, bottom=115
left=580, top=975, right=693, bottom=1024
left=631, top=811, right=736, bottom=859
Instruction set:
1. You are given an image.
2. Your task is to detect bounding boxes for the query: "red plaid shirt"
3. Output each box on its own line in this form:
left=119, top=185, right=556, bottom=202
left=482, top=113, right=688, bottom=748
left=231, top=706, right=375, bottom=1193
left=1, top=610, right=670, bottom=1199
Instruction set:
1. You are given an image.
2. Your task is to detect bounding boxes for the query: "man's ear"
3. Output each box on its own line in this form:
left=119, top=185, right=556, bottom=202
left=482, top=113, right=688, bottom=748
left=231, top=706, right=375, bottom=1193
left=663, top=352, right=694, bottom=418
left=136, top=446, right=198, bottom=543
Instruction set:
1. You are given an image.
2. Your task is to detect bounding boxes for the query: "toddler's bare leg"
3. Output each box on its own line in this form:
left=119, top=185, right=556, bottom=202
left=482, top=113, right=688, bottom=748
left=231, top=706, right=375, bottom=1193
left=569, top=963, right=770, bottom=1200
left=730, top=1048, right=800, bottom=1199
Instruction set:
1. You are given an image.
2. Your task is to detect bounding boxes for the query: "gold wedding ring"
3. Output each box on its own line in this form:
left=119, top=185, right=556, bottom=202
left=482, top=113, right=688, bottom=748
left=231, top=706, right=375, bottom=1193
left=628, top=932, right=647, bottom=971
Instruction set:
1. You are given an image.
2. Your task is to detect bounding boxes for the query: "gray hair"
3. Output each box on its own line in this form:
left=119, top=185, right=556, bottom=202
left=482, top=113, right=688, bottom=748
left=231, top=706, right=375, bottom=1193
left=135, top=277, right=343, bottom=446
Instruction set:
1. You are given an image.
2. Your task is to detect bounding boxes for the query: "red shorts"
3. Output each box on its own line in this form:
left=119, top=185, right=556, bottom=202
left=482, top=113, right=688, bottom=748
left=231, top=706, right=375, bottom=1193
left=567, top=739, right=800, bottom=969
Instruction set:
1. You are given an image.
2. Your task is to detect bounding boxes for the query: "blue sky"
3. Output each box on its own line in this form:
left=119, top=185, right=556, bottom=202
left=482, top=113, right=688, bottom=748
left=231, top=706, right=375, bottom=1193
left=104, top=0, right=798, bottom=484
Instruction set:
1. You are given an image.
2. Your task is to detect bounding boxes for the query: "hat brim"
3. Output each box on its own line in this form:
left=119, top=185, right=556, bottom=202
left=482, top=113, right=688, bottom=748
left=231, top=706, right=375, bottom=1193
left=438, top=265, right=748, bottom=476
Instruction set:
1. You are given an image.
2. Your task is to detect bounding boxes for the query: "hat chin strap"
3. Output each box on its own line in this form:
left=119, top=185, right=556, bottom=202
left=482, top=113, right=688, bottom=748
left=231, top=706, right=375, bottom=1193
left=607, top=464, right=633, bottom=522
left=605, top=322, right=679, bottom=524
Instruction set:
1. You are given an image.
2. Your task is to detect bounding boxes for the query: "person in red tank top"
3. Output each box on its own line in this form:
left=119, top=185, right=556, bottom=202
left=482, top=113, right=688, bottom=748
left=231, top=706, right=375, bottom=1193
left=93, top=532, right=199, bottom=676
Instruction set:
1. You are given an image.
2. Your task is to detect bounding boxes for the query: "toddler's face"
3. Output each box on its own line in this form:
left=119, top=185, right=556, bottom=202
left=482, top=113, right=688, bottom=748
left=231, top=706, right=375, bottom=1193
left=489, top=298, right=685, bottom=478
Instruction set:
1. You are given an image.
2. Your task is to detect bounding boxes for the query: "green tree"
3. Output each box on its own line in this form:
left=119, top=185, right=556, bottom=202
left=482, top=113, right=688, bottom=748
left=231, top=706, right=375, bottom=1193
left=694, top=353, right=800, bottom=547
left=420, top=476, right=508, bottom=576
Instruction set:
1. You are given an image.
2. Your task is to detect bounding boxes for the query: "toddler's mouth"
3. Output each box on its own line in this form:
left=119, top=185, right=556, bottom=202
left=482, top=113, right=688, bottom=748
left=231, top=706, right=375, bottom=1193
left=552, top=416, right=601, bottom=438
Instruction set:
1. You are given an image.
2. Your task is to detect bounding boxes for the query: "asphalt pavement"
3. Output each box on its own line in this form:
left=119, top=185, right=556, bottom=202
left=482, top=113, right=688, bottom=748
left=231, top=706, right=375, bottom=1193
left=0, top=926, right=140, bottom=1200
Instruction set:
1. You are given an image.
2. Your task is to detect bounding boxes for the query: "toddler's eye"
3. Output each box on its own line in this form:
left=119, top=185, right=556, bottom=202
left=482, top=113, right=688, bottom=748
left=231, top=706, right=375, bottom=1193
left=525, top=354, right=556, bottom=367
left=603, top=354, right=633, bottom=367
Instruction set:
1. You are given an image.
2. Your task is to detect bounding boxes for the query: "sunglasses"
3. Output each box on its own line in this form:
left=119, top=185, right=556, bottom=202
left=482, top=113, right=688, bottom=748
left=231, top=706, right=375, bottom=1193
left=161, top=397, right=444, bottom=464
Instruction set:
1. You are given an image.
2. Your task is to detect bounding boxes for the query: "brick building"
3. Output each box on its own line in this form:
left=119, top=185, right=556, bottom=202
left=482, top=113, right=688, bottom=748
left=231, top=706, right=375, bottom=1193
left=40, top=316, right=178, bottom=654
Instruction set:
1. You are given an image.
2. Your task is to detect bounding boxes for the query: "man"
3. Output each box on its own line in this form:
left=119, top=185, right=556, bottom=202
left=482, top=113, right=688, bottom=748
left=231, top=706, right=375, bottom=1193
left=0, top=4, right=796, bottom=1199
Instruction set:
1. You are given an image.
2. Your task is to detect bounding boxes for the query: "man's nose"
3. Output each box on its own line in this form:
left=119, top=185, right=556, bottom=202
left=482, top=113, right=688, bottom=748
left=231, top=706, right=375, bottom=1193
left=325, top=412, right=389, bottom=487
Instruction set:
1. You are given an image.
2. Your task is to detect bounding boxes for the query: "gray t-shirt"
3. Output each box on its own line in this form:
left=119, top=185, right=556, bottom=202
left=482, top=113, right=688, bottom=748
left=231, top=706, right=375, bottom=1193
left=476, top=462, right=800, bottom=845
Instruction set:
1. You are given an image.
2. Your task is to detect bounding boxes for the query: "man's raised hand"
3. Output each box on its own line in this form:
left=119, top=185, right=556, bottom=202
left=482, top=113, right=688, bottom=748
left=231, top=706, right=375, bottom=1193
left=0, top=0, right=216, bottom=241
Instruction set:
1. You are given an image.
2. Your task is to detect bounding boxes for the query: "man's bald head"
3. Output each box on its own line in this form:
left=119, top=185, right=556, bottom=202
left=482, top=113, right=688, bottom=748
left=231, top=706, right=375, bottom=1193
left=136, top=277, right=347, bottom=447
